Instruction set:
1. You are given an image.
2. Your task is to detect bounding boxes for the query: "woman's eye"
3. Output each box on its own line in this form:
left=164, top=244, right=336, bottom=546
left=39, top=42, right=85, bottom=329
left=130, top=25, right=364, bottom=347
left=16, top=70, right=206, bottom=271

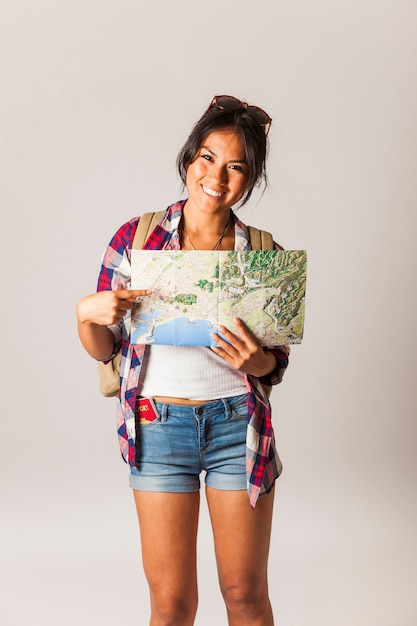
left=230, top=164, right=244, bottom=172
left=201, top=154, right=212, bottom=161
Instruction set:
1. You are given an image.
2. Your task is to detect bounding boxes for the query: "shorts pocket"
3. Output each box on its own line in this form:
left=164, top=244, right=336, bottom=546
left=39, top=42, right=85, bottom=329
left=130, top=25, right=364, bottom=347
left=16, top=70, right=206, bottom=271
left=228, top=395, right=248, bottom=420
left=135, top=397, right=161, bottom=427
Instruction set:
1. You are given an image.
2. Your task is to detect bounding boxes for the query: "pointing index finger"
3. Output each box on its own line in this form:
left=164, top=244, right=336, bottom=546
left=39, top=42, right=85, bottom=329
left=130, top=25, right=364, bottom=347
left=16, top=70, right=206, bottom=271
left=115, top=289, right=152, bottom=301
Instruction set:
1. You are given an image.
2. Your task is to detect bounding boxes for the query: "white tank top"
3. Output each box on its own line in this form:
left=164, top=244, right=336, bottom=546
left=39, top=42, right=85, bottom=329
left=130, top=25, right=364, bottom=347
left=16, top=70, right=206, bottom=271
left=138, top=345, right=247, bottom=400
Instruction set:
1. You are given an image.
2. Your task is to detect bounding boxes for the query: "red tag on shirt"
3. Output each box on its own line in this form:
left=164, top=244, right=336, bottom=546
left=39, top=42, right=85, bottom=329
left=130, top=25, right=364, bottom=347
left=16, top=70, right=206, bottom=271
left=137, top=397, right=159, bottom=423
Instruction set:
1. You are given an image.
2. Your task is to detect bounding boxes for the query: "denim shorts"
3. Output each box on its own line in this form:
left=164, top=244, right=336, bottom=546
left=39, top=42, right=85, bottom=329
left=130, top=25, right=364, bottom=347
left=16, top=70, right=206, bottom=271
left=129, top=394, right=248, bottom=493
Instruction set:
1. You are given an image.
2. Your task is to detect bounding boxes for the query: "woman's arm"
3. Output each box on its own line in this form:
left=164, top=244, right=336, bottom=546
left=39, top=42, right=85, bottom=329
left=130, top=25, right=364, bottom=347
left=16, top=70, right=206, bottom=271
left=77, top=216, right=150, bottom=361
left=76, top=289, right=151, bottom=360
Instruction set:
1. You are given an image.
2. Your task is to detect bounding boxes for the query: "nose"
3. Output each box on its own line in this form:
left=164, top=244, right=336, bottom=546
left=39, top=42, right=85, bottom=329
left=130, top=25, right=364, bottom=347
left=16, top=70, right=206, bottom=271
left=211, top=164, right=228, bottom=186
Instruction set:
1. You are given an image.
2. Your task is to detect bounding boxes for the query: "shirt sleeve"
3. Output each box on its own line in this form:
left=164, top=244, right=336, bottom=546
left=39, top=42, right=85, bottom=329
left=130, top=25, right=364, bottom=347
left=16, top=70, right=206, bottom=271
left=258, top=344, right=290, bottom=387
left=96, top=217, right=139, bottom=359
left=96, top=217, right=139, bottom=291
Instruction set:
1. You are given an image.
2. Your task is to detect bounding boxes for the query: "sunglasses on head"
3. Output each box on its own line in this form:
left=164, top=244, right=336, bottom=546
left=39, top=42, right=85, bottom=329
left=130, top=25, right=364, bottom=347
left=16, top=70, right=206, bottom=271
left=208, top=95, right=272, bottom=136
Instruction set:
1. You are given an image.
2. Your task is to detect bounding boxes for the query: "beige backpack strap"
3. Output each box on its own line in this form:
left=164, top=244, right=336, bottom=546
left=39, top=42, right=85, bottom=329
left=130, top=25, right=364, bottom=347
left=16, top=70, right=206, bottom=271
left=260, top=229, right=274, bottom=250
left=132, top=211, right=165, bottom=250
left=247, top=225, right=274, bottom=250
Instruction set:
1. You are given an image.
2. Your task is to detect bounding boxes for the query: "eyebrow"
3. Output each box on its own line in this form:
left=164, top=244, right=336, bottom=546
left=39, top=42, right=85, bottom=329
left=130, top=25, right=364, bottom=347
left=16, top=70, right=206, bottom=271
left=201, top=145, right=247, bottom=164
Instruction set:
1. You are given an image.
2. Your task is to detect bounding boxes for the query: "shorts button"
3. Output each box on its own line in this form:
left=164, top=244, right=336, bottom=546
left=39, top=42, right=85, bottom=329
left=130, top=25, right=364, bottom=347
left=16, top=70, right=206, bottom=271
left=195, top=407, right=203, bottom=415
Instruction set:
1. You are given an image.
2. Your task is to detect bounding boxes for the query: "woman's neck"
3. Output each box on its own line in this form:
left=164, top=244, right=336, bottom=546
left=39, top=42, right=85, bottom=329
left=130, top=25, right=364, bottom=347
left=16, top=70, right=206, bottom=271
left=180, top=203, right=234, bottom=251
left=182, top=201, right=231, bottom=234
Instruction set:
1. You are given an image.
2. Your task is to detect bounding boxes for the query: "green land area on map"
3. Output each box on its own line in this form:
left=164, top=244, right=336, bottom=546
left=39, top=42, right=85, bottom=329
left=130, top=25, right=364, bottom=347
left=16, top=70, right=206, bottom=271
left=131, top=250, right=307, bottom=347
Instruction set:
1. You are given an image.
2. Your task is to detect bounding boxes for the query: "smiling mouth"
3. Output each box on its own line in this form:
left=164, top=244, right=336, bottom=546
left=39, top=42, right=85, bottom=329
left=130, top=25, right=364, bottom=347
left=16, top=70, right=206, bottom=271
left=202, top=185, right=225, bottom=198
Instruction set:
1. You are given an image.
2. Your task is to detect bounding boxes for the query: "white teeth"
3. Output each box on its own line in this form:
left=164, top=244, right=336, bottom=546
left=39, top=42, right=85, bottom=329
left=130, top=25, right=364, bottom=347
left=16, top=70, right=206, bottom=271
left=202, top=185, right=223, bottom=198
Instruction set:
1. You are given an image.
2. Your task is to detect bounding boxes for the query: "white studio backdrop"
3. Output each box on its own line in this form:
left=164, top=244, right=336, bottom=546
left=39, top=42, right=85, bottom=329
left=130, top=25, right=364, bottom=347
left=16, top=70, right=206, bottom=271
left=1, top=1, right=416, bottom=625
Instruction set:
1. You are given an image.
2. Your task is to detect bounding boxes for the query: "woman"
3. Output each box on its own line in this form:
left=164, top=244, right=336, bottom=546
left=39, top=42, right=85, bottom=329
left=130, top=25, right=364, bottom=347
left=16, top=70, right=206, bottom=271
left=77, top=95, right=289, bottom=625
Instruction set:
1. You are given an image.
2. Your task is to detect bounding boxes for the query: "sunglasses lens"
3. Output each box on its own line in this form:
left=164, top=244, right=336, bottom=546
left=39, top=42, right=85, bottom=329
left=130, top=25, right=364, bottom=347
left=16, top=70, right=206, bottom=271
left=213, top=95, right=242, bottom=111
left=247, top=106, right=271, bottom=126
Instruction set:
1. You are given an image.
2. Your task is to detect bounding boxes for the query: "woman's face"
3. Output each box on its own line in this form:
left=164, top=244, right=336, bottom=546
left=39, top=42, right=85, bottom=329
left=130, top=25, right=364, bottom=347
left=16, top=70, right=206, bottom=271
left=185, top=130, right=249, bottom=216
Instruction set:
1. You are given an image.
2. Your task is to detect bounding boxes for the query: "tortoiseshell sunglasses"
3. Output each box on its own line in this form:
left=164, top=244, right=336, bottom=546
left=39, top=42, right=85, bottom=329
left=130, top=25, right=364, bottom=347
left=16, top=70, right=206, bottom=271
left=208, top=95, right=272, bottom=136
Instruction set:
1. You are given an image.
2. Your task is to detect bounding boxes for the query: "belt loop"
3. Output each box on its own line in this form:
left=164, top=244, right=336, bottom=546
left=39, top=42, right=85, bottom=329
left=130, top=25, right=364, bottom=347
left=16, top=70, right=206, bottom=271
left=222, top=397, right=232, bottom=419
left=160, top=403, right=168, bottom=423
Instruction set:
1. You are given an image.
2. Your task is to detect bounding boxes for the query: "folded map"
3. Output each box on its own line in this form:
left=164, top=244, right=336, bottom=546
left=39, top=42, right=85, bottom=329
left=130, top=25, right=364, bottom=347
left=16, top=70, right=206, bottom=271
left=131, top=250, right=307, bottom=347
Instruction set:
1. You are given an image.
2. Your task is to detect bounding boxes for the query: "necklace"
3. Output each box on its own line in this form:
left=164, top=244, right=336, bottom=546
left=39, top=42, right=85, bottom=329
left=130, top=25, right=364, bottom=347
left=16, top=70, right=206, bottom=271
left=182, top=215, right=231, bottom=251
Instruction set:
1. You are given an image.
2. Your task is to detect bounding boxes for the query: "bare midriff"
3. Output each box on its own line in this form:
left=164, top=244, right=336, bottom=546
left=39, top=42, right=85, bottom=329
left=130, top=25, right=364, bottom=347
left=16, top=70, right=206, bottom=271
left=152, top=396, right=214, bottom=406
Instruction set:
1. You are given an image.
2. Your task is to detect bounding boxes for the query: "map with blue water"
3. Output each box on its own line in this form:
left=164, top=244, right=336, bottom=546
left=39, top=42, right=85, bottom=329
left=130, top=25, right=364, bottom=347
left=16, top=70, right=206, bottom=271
left=130, top=250, right=306, bottom=347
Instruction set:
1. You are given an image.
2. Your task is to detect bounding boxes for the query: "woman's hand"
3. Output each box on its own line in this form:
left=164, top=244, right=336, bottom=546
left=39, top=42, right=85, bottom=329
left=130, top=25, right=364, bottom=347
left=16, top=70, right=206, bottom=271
left=76, top=289, right=152, bottom=360
left=76, top=289, right=152, bottom=326
left=210, top=317, right=276, bottom=378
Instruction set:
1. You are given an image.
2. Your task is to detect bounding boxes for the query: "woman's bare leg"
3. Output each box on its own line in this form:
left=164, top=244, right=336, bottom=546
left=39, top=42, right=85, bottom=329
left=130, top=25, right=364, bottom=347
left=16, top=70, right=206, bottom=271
left=206, top=487, right=275, bottom=625
left=133, top=490, right=200, bottom=626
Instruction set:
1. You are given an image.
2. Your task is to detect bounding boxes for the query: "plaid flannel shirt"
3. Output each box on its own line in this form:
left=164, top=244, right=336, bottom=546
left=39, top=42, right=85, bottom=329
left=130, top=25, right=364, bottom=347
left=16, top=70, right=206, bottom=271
left=97, top=200, right=289, bottom=508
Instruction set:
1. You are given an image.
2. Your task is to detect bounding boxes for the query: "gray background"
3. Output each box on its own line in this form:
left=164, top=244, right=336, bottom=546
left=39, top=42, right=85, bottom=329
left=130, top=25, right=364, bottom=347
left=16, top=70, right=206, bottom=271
left=1, top=1, right=416, bottom=624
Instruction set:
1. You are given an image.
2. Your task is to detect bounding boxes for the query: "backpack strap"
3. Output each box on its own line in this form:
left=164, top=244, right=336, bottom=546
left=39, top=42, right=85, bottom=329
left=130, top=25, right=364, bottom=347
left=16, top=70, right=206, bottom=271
left=247, top=226, right=274, bottom=250
left=132, top=211, right=166, bottom=250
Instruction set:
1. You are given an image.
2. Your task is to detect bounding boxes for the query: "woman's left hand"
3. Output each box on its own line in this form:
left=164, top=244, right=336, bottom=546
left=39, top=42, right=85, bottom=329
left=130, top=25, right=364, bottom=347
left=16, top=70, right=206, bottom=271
left=210, top=317, right=276, bottom=378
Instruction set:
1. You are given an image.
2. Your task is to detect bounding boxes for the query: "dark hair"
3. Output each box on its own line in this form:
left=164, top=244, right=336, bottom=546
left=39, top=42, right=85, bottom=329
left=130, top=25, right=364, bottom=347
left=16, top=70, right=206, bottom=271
left=177, top=106, right=269, bottom=207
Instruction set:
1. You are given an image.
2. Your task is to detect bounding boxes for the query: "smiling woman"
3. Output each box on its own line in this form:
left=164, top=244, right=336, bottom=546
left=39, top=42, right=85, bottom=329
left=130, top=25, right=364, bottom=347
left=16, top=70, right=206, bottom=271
left=76, top=94, right=289, bottom=626
left=177, top=95, right=270, bottom=208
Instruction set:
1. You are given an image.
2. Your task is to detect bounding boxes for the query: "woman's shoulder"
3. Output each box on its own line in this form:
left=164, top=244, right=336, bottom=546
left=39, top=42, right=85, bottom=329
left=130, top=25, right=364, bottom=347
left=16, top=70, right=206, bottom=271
left=106, top=217, right=140, bottom=253
left=109, top=201, right=185, bottom=249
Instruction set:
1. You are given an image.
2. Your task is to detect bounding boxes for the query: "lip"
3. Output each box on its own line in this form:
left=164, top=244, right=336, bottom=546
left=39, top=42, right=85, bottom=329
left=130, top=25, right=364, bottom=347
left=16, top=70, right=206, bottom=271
left=202, top=184, right=225, bottom=198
